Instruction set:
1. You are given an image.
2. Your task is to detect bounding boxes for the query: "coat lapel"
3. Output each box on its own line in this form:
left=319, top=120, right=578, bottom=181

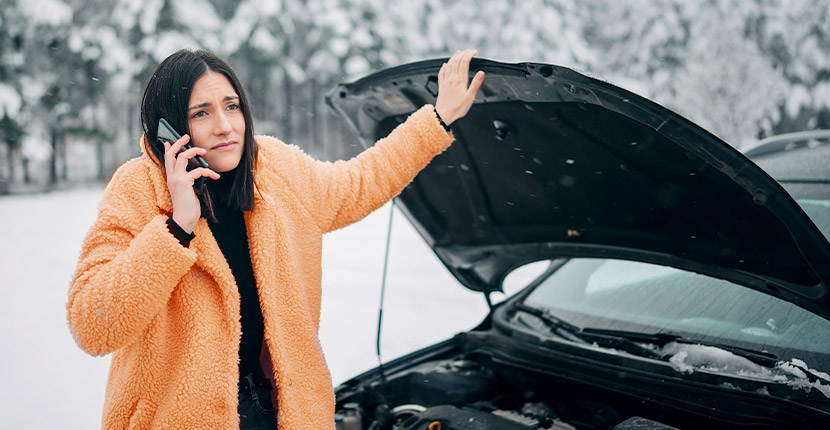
left=245, top=189, right=283, bottom=337
left=141, top=147, right=241, bottom=323
left=190, top=220, right=239, bottom=302
left=245, top=178, right=314, bottom=395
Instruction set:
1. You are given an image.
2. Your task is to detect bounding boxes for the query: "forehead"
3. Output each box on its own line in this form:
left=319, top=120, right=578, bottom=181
left=190, top=70, right=237, bottom=100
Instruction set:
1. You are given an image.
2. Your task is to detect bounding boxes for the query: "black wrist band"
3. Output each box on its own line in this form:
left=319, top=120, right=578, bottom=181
left=434, top=108, right=451, bottom=131
left=167, top=217, right=195, bottom=248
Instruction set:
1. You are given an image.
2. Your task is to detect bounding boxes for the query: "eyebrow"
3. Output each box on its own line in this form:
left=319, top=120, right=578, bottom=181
left=188, top=95, right=239, bottom=111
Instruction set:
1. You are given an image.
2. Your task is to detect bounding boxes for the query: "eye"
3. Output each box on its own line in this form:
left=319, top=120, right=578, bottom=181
left=227, top=103, right=240, bottom=111
left=191, top=110, right=207, bottom=119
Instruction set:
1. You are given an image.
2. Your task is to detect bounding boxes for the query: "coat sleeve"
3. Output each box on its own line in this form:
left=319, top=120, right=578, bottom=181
left=297, top=104, right=454, bottom=233
left=67, top=163, right=198, bottom=356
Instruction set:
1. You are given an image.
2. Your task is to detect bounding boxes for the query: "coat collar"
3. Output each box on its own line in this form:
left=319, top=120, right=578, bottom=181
left=139, top=134, right=175, bottom=214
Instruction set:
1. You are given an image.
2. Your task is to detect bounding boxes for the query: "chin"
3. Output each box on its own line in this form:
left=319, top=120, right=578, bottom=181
left=207, top=156, right=243, bottom=173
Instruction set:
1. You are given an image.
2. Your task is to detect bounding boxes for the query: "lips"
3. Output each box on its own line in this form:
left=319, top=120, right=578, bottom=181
left=212, top=141, right=238, bottom=151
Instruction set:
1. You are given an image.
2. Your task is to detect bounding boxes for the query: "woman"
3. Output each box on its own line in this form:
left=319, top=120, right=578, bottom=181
left=67, top=48, right=484, bottom=430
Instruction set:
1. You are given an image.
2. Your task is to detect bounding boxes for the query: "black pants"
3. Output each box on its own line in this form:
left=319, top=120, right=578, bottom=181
left=238, top=371, right=278, bottom=430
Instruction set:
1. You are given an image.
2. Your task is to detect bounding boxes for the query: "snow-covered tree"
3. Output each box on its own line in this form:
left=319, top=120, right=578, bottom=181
left=0, top=5, right=28, bottom=190
left=669, top=3, right=786, bottom=148
left=374, top=0, right=595, bottom=67
left=584, top=0, right=692, bottom=100
left=12, top=0, right=77, bottom=186
left=586, top=0, right=795, bottom=147
left=2, top=0, right=828, bottom=189
left=746, top=0, right=830, bottom=132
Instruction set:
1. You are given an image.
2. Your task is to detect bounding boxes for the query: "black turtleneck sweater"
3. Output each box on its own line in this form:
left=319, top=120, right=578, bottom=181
left=205, top=169, right=264, bottom=379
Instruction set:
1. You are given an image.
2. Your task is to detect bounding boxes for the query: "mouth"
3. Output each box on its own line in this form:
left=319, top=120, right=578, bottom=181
left=212, top=141, right=238, bottom=151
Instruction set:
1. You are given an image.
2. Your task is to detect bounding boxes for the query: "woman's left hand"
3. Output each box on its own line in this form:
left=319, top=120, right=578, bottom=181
left=435, top=49, right=485, bottom=126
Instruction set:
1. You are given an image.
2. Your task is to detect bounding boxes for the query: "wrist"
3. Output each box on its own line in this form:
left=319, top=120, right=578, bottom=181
left=433, top=107, right=452, bottom=131
left=167, top=216, right=196, bottom=247
left=171, top=213, right=196, bottom=235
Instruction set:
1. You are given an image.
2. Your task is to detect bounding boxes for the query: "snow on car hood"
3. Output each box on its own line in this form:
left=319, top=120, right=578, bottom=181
left=327, top=58, right=830, bottom=320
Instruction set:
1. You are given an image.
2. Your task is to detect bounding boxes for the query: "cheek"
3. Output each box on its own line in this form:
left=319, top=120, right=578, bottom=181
left=233, top=114, right=246, bottom=134
left=187, top=123, right=209, bottom=149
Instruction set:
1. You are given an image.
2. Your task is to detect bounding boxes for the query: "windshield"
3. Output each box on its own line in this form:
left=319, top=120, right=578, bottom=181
left=521, top=254, right=830, bottom=375
left=518, top=192, right=830, bottom=369
left=794, top=198, right=830, bottom=243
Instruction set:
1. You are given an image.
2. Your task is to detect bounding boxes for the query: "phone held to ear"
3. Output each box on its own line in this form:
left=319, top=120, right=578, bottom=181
left=157, top=118, right=210, bottom=192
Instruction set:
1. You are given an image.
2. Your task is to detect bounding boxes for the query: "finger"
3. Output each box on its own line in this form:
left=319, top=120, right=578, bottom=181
left=448, top=50, right=462, bottom=75
left=453, top=50, right=466, bottom=74
left=465, top=70, right=485, bottom=100
left=165, top=134, right=190, bottom=157
left=188, top=167, right=220, bottom=181
left=438, top=62, right=447, bottom=84
left=175, top=146, right=208, bottom=173
left=164, top=135, right=191, bottom=173
left=459, top=50, right=476, bottom=83
left=176, top=145, right=207, bottom=160
left=163, top=140, right=176, bottom=174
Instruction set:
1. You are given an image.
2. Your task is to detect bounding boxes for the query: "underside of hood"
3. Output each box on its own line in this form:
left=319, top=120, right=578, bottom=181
left=326, top=59, right=830, bottom=320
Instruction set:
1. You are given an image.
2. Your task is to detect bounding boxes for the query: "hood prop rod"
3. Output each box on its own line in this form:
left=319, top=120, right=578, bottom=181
left=375, top=200, right=396, bottom=382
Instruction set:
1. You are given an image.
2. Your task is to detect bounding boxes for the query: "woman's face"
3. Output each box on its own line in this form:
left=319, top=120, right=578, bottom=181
left=186, top=70, right=246, bottom=173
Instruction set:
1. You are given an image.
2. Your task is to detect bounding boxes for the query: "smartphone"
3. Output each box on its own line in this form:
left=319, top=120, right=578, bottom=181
left=157, top=118, right=209, bottom=171
left=157, top=118, right=209, bottom=191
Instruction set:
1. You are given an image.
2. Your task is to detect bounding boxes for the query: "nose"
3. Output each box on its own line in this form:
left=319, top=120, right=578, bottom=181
left=213, top=111, right=233, bottom=136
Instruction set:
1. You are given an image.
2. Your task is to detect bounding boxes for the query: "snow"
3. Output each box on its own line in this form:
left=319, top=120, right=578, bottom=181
left=221, top=1, right=262, bottom=54
left=345, top=56, right=371, bottom=79
left=787, top=85, right=811, bottom=118
left=250, top=26, right=282, bottom=53
left=813, top=81, right=830, bottom=109
left=17, top=0, right=72, bottom=26
left=330, top=37, right=350, bottom=57
left=662, top=342, right=766, bottom=375
left=0, top=83, right=21, bottom=119
left=660, top=342, right=830, bottom=399
left=21, top=133, right=51, bottom=162
left=774, top=359, right=830, bottom=398
left=143, top=33, right=200, bottom=63
left=136, top=0, right=164, bottom=35
left=283, top=58, right=309, bottom=84
left=174, top=0, right=223, bottom=33
left=792, top=358, right=830, bottom=381
left=0, top=188, right=487, bottom=429
left=668, top=350, right=694, bottom=374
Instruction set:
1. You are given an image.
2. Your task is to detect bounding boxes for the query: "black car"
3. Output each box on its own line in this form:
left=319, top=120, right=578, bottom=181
left=326, top=59, right=830, bottom=430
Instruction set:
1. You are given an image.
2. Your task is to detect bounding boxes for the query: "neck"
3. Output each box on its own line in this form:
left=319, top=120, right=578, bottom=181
left=209, top=166, right=240, bottom=205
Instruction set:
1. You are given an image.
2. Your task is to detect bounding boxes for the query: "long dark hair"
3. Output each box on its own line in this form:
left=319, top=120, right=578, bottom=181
left=141, top=49, right=257, bottom=219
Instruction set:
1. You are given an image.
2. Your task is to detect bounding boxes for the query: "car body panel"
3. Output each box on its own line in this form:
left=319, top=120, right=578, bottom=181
left=327, top=58, right=830, bottom=320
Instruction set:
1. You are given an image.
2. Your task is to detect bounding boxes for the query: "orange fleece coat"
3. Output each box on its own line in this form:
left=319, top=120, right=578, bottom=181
left=67, top=105, right=453, bottom=430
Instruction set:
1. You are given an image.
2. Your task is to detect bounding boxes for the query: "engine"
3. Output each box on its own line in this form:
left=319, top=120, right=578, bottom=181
left=334, top=356, right=677, bottom=430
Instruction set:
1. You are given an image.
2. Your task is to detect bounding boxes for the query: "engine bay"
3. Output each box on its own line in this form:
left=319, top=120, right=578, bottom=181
left=335, top=354, right=681, bottom=430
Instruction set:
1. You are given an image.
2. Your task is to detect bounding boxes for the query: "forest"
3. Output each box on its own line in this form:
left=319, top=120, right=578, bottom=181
left=1, top=0, right=828, bottom=193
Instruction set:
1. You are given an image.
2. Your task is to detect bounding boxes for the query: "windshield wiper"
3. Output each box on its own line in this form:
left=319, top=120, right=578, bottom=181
left=580, top=327, right=779, bottom=368
left=512, top=303, right=663, bottom=359
left=579, top=327, right=679, bottom=345
left=512, top=304, right=781, bottom=367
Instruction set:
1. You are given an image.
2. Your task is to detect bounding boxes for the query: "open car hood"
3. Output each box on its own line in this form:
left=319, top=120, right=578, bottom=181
left=327, top=59, right=830, bottom=320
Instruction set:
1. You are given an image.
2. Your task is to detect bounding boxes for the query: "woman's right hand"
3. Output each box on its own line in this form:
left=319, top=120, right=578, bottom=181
left=435, top=49, right=485, bottom=126
left=163, top=135, right=219, bottom=233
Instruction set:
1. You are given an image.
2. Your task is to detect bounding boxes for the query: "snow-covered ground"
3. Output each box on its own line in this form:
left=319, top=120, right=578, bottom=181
left=0, top=187, right=489, bottom=429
